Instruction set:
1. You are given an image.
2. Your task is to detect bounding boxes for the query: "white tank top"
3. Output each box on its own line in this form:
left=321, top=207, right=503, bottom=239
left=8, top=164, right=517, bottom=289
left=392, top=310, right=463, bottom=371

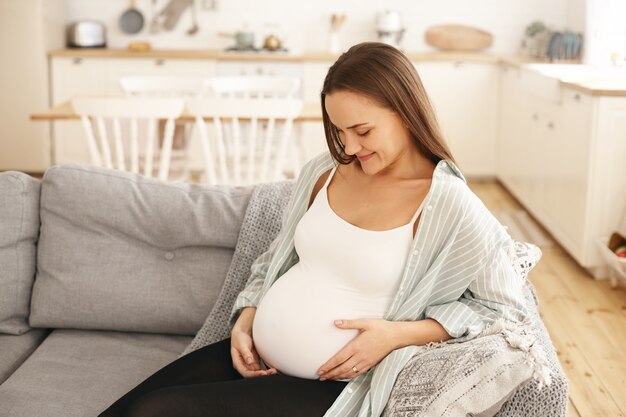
left=252, top=165, right=425, bottom=380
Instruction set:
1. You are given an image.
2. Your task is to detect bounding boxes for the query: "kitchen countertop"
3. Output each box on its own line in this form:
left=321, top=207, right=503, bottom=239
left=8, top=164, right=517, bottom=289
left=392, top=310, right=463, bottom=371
left=49, top=48, right=626, bottom=96
left=49, top=48, right=539, bottom=65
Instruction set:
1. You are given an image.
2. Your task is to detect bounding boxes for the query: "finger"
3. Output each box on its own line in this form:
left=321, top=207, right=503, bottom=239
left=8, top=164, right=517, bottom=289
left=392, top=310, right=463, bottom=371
left=231, top=346, right=262, bottom=375
left=318, top=347, right=353, bottom=377
left=248, top=347, right=264, bottom=371
left=334, top=318, right=366, bottom=330
left=238, top=342, right=261, bottom=370
left=325, top=360, right=364, bottom=381
left=319, top=355, right=355, bottom=381
left=232, top=355, right=272, bottom=378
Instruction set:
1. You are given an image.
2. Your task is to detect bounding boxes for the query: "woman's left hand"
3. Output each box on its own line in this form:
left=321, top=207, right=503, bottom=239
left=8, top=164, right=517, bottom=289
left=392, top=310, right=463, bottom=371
left=317, top=318, right=397, bottom=381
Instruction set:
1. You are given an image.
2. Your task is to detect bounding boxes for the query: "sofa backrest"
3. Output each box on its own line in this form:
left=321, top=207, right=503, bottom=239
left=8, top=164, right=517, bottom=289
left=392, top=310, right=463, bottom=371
left=29, top=164, right=254, bottom=336
left=0, top=172, right=41, bottom=335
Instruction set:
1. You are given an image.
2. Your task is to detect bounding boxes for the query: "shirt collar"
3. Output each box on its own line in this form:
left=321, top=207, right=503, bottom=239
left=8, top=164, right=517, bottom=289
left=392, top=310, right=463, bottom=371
left=438, top=159, right=467, bottom=183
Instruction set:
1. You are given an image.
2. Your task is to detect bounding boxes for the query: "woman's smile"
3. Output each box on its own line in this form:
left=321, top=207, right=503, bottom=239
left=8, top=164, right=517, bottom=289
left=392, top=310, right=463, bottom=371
left=357, top=153, right=374, bottom=162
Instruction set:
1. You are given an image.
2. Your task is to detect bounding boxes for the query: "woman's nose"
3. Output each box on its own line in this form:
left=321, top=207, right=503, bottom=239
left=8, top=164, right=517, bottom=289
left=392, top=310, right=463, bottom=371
left=342, top=133, right=362, bottom=156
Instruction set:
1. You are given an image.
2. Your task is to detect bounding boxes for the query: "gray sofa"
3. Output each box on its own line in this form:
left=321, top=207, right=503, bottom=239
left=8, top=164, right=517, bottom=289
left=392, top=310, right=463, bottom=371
left=0, top=164, right=567, bottom=417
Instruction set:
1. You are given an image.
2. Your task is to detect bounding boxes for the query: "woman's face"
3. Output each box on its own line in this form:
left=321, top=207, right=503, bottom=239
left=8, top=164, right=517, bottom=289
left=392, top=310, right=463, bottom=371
left=324, top=90, right=416, bottom=176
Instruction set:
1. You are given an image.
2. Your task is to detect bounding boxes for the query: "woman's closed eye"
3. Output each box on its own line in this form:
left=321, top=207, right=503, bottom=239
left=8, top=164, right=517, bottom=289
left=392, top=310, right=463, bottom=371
left=357, top=131, right=370, bottom=137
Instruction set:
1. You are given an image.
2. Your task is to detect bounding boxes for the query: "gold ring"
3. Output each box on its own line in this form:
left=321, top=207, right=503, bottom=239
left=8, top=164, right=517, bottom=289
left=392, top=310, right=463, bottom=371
left=352, top=366, right=358, bottom=373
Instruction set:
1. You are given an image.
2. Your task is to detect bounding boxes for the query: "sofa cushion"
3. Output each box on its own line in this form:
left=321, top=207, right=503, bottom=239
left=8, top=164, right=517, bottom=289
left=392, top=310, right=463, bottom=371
left=0, top=171, right=41, bottom=335
left=29, top=164, right=254, bottom=335
left=0, top=329, right=192, bottom=417
left=0, top=328, right=50, bottom=384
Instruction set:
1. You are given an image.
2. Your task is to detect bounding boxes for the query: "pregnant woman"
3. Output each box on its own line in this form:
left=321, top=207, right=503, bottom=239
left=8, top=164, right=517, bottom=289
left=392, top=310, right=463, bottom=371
left=99, top=41, right=528, bottom=417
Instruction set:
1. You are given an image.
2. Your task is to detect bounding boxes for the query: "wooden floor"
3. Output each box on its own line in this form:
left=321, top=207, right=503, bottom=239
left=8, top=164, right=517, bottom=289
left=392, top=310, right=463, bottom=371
left=469, top=179, right=626, bottom=417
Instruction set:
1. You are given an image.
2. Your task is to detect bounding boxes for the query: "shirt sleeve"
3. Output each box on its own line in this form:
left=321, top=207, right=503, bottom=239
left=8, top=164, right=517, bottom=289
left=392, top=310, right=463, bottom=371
left=227, top=228, right=285, bottom=329
left=423, top=236, right=530, bottom=343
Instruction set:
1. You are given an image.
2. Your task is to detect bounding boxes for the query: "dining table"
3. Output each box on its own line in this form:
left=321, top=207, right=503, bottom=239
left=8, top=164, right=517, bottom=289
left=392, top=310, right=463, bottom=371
left=30, top=99, right=324, bottom=122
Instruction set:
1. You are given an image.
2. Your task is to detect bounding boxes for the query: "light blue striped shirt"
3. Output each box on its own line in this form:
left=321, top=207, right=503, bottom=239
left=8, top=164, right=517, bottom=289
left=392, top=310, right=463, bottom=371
left=229, top=150, right=529, bottom=417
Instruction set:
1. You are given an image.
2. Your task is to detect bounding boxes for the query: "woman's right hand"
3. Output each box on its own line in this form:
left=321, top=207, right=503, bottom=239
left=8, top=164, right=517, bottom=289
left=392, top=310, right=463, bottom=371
left=231, top=308, right=278, bottom=378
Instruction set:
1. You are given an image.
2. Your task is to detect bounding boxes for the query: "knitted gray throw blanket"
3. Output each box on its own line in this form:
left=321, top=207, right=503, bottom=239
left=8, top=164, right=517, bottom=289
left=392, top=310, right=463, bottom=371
left=179, top=180, right=294, bottom=357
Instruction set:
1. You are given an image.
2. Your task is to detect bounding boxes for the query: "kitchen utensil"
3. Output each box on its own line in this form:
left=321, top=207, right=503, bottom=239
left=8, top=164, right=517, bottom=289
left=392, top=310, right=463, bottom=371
left=573, top=33, right=583, bottom=59
left=425, top=24, right=493, bottom=52
left=186, top=0, right=199, bottom=35
left=547, top=31, right=563, bottom=61
left=376, top=10, right=405, bottom=48
left=330, top=13, right=346, bottom=31
left=563, top=31, right=574, bottom=60
left=158, top=0, right=192, bottom=31
left=119, top=0, right=145, bottom=34
left=127, top=41, right=152, bottom=52
left=218, top=31, right=255, bottom=49
left=149, top=0, right=160, bottom=34
left=67, top=20, right=107, bottom=48
left=263, top=34, right=282, bottom=50
left=328, top=13, right=346, bottom=53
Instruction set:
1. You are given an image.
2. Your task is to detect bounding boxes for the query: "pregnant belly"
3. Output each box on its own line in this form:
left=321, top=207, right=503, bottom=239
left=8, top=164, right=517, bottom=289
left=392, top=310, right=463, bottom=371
left=252, top=264, right=371, bottom=380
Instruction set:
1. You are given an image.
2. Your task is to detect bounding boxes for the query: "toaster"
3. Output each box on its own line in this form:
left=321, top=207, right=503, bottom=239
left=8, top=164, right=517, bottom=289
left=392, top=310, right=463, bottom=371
left=67, top=20, right=107, bottom=48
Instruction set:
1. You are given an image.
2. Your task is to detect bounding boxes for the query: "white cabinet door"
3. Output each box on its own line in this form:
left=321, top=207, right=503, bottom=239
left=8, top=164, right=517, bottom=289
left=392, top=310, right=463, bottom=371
left=414, top=61, right=498, bottom=178
left=497, top=65, right=526, bottom=198
left=553, top=89, right=593, bottom=260
left=107, top=58, right=216, bottom=94
left=51, top=57, right=108, bottom=164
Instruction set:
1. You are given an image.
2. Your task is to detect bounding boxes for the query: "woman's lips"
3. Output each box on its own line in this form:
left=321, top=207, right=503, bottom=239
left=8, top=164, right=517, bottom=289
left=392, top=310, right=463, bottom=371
left=357, top=153, right=374, bottom=162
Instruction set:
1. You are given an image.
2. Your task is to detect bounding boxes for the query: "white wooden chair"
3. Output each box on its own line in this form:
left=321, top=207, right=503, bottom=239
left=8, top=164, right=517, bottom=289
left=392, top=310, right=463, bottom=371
left=118, top=76, right=211, bottom=181
left=205, top=76, right=304, bottom=181
left=71, top=96, right=185, bottom=181
left=207, top=76, right=301, bottom=99
left=186, top=97, right=303, bottom=186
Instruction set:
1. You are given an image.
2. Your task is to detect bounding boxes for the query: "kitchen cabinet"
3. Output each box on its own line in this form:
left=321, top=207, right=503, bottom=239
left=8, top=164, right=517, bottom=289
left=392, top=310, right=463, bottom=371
left=51, top=57, right=108, bottom=164
left=414, top=61, right=499, bottom=178
left=497, top=66, right=526, bottom=197
left=107, top=58, right=216, bottom=94
left=497, top=65, right=626, bottom=279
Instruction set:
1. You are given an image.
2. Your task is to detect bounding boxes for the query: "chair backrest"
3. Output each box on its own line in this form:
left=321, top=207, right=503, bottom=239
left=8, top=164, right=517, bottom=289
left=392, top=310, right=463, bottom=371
left=186, top=97, right=304, bottom=186
left=207, top=76, right=302, bottom=98
left=71, top=96, right=185, bottom=181
left=119, top=75, right=210, bottom=97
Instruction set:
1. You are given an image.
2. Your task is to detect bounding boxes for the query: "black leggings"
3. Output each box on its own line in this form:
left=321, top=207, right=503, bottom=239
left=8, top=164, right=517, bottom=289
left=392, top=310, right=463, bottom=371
left=98, top=337, right=348, bottom=417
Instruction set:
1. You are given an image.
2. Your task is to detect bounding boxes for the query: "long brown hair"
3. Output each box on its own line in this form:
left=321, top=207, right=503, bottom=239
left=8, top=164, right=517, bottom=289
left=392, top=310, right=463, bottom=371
left=321, top=41, right=457, bottom=167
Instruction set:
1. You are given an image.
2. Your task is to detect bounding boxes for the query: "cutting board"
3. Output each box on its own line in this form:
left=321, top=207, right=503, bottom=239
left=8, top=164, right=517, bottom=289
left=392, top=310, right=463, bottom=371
left=425, top=24, right=493, bottom=52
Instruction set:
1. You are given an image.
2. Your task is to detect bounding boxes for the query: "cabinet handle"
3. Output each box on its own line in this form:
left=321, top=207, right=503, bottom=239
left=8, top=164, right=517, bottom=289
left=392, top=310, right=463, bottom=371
left=72, top=58, right=83, bottom=65
left=532, top=113, right=538, bottom=121
left=256, top=66, right=264, bottom=75
left=547, top=122, right=554, bottom=129
left=453, top=61, right=464, bottom=68
left=573, top=93, right=581, bottom=101
left=155, top=59, right=166, bottom=66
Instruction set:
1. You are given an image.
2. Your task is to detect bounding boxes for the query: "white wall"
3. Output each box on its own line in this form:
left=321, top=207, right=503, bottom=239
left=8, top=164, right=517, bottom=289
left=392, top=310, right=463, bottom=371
left=584, top=0, right=626, bottom=66
left=0, top=0, right=65, bottom=172
left=67, top=0, right=576, bottom=55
